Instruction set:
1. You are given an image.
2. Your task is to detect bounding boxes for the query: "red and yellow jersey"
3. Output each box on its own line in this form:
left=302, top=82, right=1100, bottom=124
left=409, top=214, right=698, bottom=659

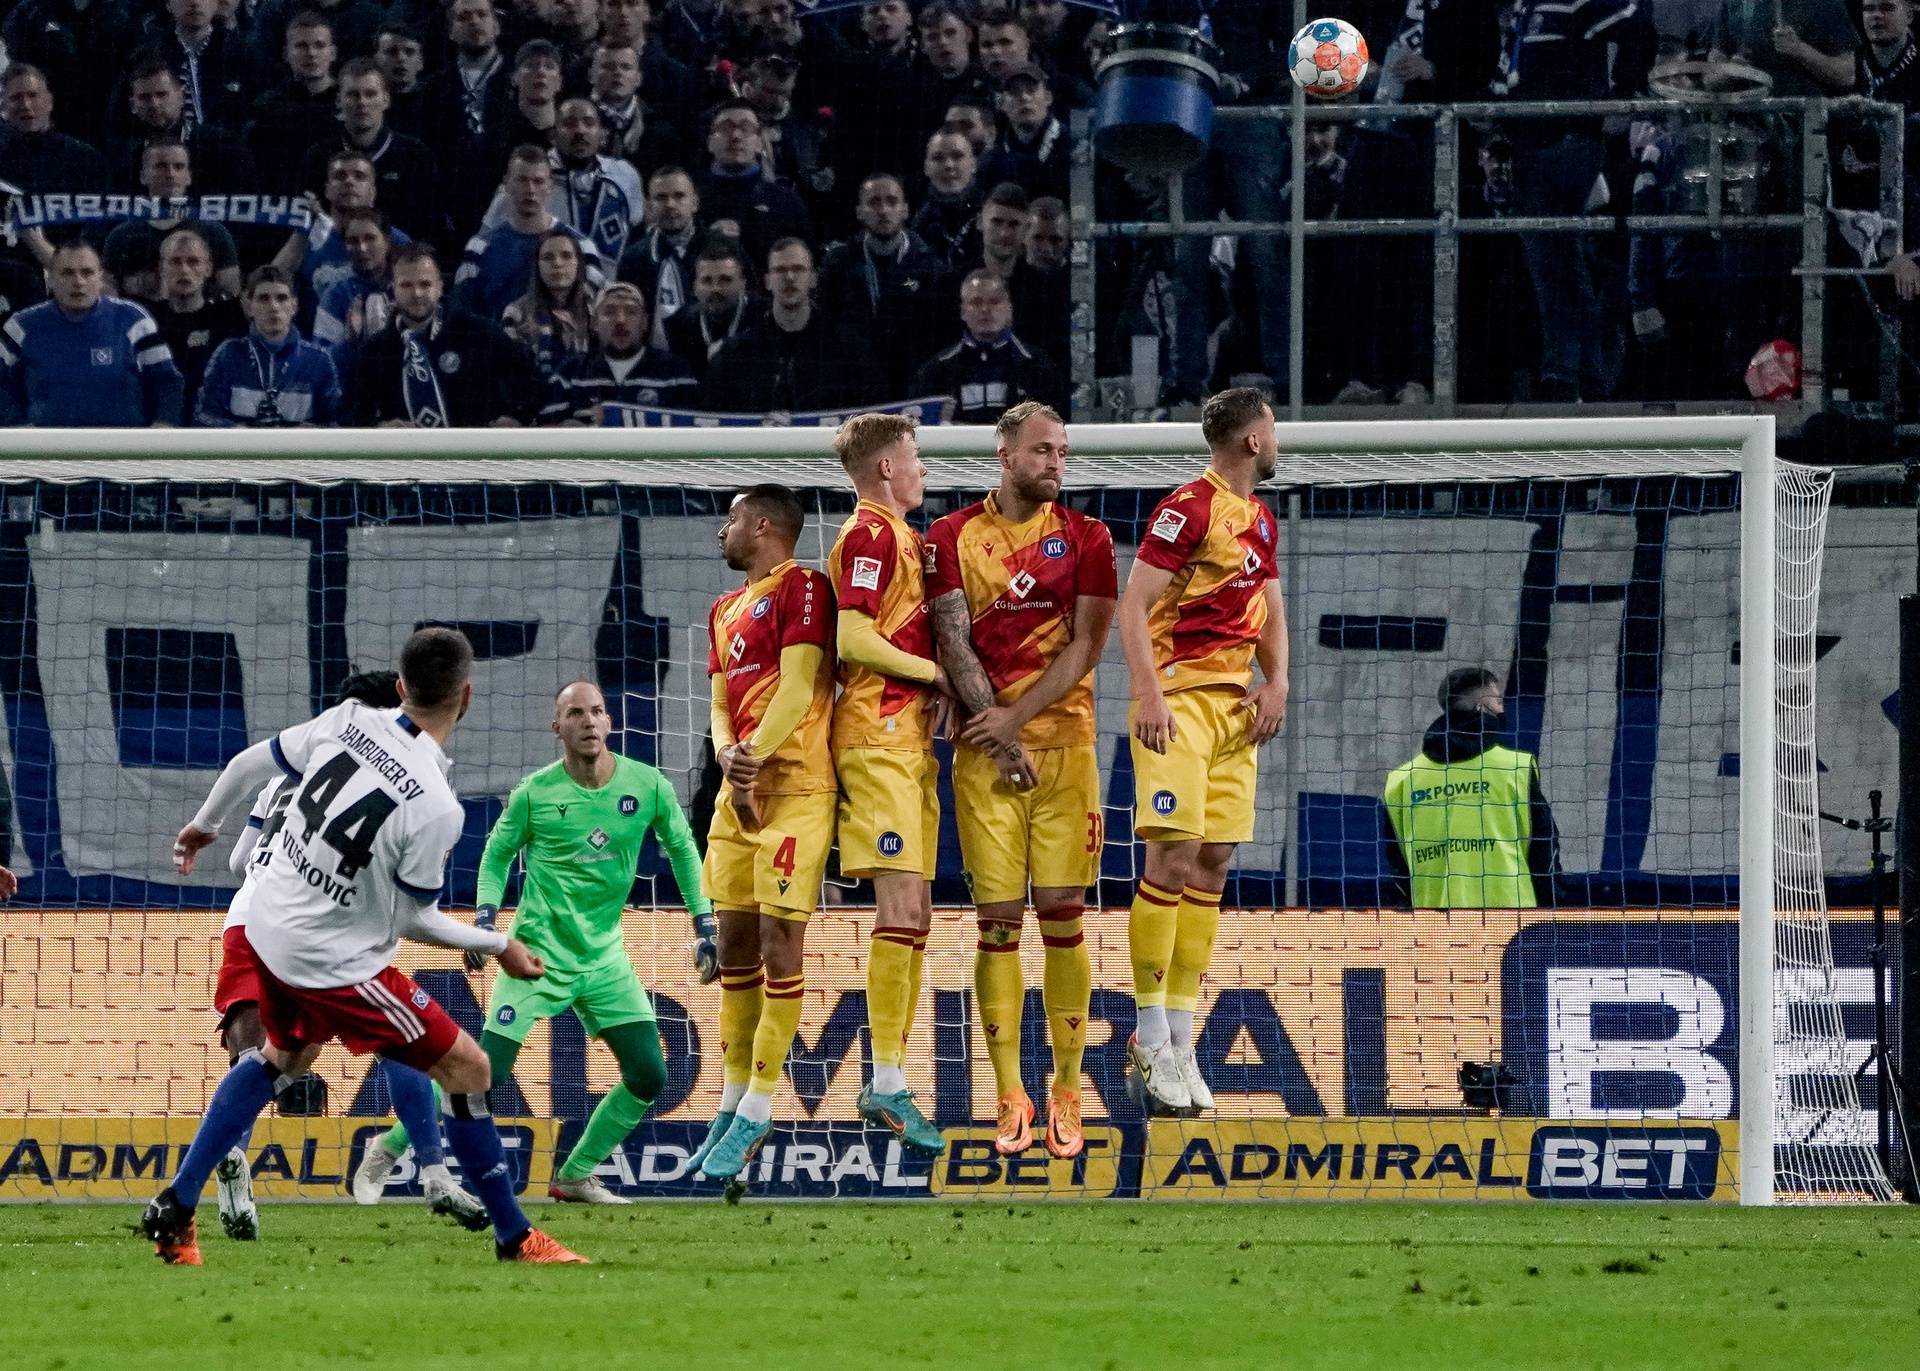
left=925, top=494, right=1117, bottom=749
left=706, top=559, right=837, bottom=795
left=1135, top=467, right=1279, bottom=695
left=827, top=498, right=935, bottom=752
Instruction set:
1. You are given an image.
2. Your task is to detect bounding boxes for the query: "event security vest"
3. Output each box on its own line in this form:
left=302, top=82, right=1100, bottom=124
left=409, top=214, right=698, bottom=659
left=1383, top=743, right=1538, bottom=909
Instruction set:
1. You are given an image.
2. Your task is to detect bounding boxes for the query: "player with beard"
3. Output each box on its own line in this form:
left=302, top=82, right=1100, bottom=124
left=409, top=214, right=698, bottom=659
left=1118, top=388, right=1290, bottom=1118
left=926, top=402, right=1115, bottom=1158
left=687, top=485, right=839, bottom=1185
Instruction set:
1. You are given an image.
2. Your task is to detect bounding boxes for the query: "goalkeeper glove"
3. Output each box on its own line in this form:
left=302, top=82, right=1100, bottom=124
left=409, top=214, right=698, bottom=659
left=463, top=904, right=499, bottom=972
left=691, top=910, right=719, bottom=985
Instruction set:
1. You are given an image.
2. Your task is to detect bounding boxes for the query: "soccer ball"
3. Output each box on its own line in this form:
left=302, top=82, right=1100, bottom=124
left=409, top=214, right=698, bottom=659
left=1288, top=18, right=1369, bottom=100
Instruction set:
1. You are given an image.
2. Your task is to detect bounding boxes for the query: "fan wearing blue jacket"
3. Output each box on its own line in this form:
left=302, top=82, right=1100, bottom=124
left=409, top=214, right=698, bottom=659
left=455, top=146, right=606, bottom=324
left=195, top=267, right=344, bottom=428
left=0, top=241, right=183, bottom=427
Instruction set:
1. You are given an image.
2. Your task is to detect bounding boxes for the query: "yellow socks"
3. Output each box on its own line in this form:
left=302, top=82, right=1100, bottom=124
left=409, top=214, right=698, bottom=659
left=1038, top=903, right=1091, bottom=1092
left=1129, top=878, right=1181, bottom=1016
left=718, top=963, right=765, bottom=1100
left=748, top=972, right=804, bottom=1094
left=867, top=931, right=917, bottom=1077
left=1166, top=886, right=1223, bottom=1015
left=974, top=919, right=1026, bottom=1096
left=904, top=930, right=928, bottom=1042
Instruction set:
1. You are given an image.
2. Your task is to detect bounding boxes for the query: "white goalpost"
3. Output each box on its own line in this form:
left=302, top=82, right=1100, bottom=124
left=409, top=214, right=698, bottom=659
left=0, top=416, right=1894, bottom=1206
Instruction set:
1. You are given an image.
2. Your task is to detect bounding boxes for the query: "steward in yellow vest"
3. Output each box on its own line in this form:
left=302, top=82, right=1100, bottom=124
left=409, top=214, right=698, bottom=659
left=1383, top=668, right=1559, bottom=909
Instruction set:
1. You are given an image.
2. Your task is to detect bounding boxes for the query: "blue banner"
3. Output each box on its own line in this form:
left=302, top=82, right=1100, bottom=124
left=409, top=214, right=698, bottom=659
left=793, top=0, right=1117, bottom=14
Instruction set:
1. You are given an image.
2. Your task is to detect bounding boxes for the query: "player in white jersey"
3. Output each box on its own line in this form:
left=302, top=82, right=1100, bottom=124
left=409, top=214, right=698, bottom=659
left=141, top=628, right=588, bottom=1266
left=206, top=670, right=483, bottom=1241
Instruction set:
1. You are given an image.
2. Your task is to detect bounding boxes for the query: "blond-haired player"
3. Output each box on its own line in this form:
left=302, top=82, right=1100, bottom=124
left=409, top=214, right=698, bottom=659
left=1119, top=387, right=1289, bottom=1115
left=828, top=412, right=950, bottom=1156
left=690, top=484, right=839, bottom=1183
left=927, top=401, right=1115, bottom=1157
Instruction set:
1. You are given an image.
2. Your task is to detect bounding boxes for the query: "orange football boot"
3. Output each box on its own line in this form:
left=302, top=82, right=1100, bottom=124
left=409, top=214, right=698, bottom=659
left=994, top=1089, right=1035, bottom=1155
left=1046, top=1086, right=1085, bottom=1160
left=141, top=1189, right=202, bottom=1266
left=154, top=1215, right=203, bottom=1266
left=500, top=1228, right=591, bottom=1264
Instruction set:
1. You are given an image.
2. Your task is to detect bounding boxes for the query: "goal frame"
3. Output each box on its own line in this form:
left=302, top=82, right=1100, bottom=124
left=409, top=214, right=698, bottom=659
left=0, top=414, right=1787, bottom=1203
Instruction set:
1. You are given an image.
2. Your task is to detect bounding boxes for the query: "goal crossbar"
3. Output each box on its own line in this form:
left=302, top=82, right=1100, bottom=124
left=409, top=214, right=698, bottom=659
left=0, top=416, right=1769, bottom=489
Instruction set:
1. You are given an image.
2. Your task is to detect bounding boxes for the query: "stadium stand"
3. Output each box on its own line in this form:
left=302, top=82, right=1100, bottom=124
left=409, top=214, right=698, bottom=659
left=0, top=0, right=1911, bottom=428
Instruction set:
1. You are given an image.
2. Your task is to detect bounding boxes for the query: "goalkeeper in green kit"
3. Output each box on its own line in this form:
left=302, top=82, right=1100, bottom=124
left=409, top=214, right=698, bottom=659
left=355, top=680, right=718, bottom=1205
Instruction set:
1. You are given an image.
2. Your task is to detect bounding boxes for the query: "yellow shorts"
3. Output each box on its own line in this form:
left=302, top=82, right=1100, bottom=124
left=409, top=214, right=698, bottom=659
left=703, top=787, right=836, bottom=921
left=952, top=742, right=1102, bottom=905
left=1130, top=684, right=1258, bottom=844
left=836, top=746, right=940, bottom=878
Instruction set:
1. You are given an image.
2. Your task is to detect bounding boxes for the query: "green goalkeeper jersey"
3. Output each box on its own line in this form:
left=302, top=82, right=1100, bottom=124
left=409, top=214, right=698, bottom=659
left=477, top=753, right=710, bottom=972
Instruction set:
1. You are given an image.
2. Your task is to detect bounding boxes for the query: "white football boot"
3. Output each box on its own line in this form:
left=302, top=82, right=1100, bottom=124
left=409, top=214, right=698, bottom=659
left=214, top=1147, right=258, bottom=1240
left=422, top=1163, right=490, bottom=1229
left=1177, top=1044, right=1214, bottom=1116
left=351, top=1143, right=400, bottom=1205
left=548, top=1174, right=634, bottom=1205
left=1126, top=1033, right=1192, bottom=1116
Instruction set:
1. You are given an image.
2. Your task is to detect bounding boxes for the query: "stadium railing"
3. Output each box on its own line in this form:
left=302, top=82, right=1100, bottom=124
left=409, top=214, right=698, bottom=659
left=1068, top=98, right=1908, bottom=430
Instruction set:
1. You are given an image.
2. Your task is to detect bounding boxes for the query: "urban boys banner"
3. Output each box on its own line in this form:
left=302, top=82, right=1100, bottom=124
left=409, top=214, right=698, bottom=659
left=3, top=192, right=317, bottom=233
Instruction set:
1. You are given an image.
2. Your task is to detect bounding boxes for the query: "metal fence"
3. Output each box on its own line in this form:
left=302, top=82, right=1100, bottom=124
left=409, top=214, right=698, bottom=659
left=1068, top=97, right=1907, bottom=428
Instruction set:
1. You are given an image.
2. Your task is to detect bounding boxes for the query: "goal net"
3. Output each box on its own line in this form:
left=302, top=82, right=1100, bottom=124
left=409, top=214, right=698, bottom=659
left=0, top=419, right=1897, bottom=1206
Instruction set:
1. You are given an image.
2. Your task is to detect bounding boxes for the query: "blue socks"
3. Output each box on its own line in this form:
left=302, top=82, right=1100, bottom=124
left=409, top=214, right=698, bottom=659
left=174, top=1053, right=519, bottom=1246
left=385, top=1062, right=446, bottom=1167
left=172, top=1050, right=279, bottom=1210
left=441, top=1091, right=529, bottom=1246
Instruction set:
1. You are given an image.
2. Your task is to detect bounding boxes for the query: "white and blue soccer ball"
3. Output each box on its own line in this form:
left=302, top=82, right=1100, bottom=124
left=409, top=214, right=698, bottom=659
left=1288, top=17, right=1370, bottom=100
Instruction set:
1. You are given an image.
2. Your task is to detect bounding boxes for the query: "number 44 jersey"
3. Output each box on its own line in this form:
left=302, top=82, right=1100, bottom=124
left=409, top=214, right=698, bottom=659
left=245, top=700, right=465, bottom=989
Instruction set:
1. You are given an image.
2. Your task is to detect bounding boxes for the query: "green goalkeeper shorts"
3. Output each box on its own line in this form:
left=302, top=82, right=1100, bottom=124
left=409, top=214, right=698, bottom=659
left=484, top=957, right=655, bottom=1044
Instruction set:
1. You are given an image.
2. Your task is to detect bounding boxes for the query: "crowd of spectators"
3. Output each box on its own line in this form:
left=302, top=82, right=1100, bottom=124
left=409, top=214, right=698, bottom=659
left=1098, top=0, right=1915, bottom=408
left=0, top=0, right=1910, bottom=425
left=0, top=0, right=1087, bottom=426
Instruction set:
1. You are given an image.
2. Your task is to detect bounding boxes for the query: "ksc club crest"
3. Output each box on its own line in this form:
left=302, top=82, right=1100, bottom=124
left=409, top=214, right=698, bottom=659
left=619, top=795, right=638, bottom=816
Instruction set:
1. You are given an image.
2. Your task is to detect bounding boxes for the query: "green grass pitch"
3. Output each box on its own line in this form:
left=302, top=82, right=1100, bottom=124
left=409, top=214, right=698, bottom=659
left=4, top=1202, right=1916, bottom=1370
